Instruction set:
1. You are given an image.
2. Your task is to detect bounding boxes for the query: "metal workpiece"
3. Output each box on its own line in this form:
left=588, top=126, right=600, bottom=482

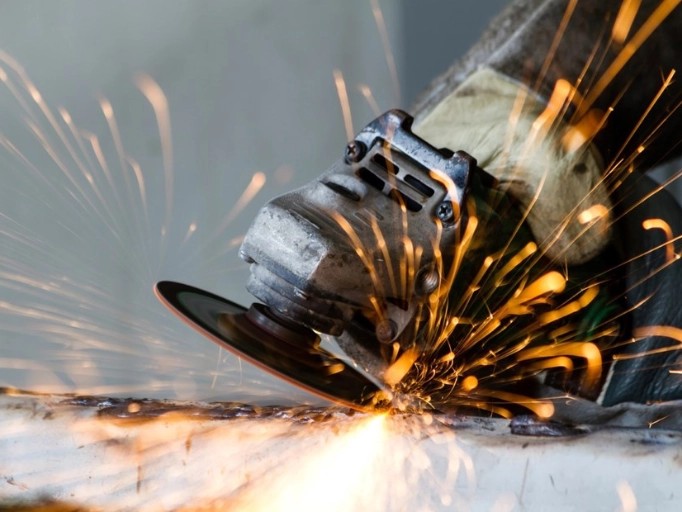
left=239, top=110, right=477, bottom=342
left=3, top=390, right=682, bottom=511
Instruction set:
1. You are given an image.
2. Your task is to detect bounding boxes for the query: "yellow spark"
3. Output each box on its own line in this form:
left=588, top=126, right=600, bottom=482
left=648, top=415, right=670, bottom=427
left=438, top=352, right=455, bottom=363
left=578, top=0, right=682, bottom=117
left=331, top=212, right=384, bottom=296
left=503, top=271, right=566, bottom=316
left=325, top=363, right=345, bottom=375
left=370, top=0, right=400, bottom=102
left=214, top=171, right=267, bottom=235
left=522, top=356, right=575, bottom=374
left=537, top=285, right=600, bottom=325
left=127, top=157, right=148, bottom=218
left=358, top=84, right=381, bottom=115
left=182, top=222, right=198, bottom=244
left=333, top=69, right=354, bottom=142
left=533, top=0, right=578, bottom=89
left=100, top=97, right=114, bottom=119
left=28, top=83, right=42, bottom=103
left=370, top=216, right=397, bottom=297
left=517, top=342, right=602, bottom=389
left=58, top=107, right=72, bottom=124
left=561, top=108, right=607, bottom=153
left=460, top=375, right=478, bottom=392
left=642, top=218, right=675, bottom=262
left=135, top=73, right=173, bottom=236
left=384, top=348, right=420, bottom=386
left=494, top=242, right=537, bottom=285
left=633, top=325, right=682, bottom=344
left=477, top=389, right=555, bottom=419
left=578, top=204, right=610, bottom=225
left=612, top=0, right=642, bottom=44
left=612, top=70, right=675, bottom=164
left=532, top=79, right=574, bottom=138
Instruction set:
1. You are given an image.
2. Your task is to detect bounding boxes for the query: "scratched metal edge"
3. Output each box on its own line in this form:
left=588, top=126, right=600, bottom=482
left=3, top=386, right=682, bottom=434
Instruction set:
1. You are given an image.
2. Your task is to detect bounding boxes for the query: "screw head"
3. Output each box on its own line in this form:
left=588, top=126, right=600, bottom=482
left=436, top=201, right=454, bottom=223
left=375, top=319, right=397, bottom=344
left=344, top=140, right=366, bottom=163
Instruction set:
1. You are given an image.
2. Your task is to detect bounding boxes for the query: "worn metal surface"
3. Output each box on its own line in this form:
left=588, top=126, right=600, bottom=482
left=239, top=110, right=474, bottom=340
left=2, top=390, right=682, bottom=511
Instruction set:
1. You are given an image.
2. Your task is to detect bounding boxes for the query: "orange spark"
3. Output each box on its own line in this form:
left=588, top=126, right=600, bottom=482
left=578, top=0, right=682, bottom=117
left=333, top=69, right=354, bottom=142
left=370, top=0, right=400, bottom=102
left=534, top=0, right=578, bottom=89
left=532, top=79, right=574, bottom=137
left=578, top=204, right=610, bottom=225
left=505, top=271, right=567, bottom=316
left=612, top=0, right=642, bottom=44
left=612, top=69, right=676, bottom=164
left=561, top=108, right=607, bottom=153
left=358, top=84, right=381, bottom=115
left=384, top=348, right=420, bottom=386
left=476, top=389, right=555, bottom=419
left=460, top=375, right=478, bottom=392
left=633, top=325, right=682, bottom=344
left=135, top=74, right=173, bottom=236
left=522, top=356, right=575, bottom=374
left=517, top=342, right=602, bottom=389
left=642, top=218, right=676, bottom=262
left=537, top=285, right=600, bottom=325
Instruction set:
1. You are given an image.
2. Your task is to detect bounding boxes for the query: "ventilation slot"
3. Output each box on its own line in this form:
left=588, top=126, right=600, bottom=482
left=389, top=189, right=421, bottom=212
left=323, top=181, right=361, bottom=201
left=404, top=174, right=434, bottom=197
left=357, top=167, right=385, bottom=191
left=371, top=153, right=398, bottom=174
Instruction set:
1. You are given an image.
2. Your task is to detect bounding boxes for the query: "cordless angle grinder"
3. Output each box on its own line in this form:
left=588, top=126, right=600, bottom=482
left=156, top=110, right=622, bottom=412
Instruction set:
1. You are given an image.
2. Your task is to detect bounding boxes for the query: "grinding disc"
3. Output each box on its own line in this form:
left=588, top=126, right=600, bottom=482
left=155, top=281, right=387, bottom=411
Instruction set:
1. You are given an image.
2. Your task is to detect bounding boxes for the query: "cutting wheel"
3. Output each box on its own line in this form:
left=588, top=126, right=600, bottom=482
left=155, top=281, right=387, bottom=410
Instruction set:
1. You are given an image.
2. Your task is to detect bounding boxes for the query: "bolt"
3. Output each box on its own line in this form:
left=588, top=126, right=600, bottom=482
left=375, top=319, right=397, bottom=344
left=416, top=268, right=440, bottom=295
left=344, top=140, right=366, bottom=163
left=436, top=201, right=454, bottom=223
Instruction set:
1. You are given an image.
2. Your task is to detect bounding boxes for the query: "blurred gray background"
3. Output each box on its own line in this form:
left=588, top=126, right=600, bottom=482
left=0, top=1, right=509, bottom=401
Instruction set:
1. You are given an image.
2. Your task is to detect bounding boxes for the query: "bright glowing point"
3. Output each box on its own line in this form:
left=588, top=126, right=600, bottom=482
left=384, top=348, right=420, bottom=386
left=562, top=109, right=606, bottom=153
left=578, top=204, right=609, bottom=225
left=642, top=218, right=675, bottom=262
left=612, top=0, right=642, bottom=43
left=617, top=480, right=638, bottom=512
left=28, top=84, right=41, bottom=103
left=460, top=375, right=478, bottom=392
left=100, top=98, right=113, bottom=119
left=58, top=107, right=72, bottom=124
